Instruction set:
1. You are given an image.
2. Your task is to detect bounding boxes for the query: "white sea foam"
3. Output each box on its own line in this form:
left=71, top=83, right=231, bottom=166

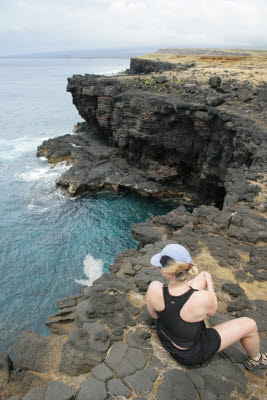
left=99, top=69, right=124, bottom=76
left=75, top=253, right=103, bottom=287
left=0, top=136, right=50, bottom=160
left=15, top=161, right=70, bottom=182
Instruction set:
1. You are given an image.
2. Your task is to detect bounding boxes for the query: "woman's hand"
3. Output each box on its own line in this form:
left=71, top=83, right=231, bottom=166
left=204, top=271, right=213, bottom=285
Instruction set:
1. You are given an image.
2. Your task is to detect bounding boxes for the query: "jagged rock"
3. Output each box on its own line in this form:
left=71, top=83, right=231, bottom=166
left=56, top=294, right=83, bottom=309
left=205, top=94, right=225, bottom=106
left=131, top=222, right=168, bottom=244
left=238, top=90, right=253, bottom=102
left=44, top=381, right=75, bottom=400
left=227, top=296, right=251, bottom=312
left=77, top=377, right=107, bottom=400
left=13, top=331, right=50, bottom=373
left=209, top=76, right=222, bottom=88
left=23, top=386, right=46, bottom=400
left=59, top=323, right=110, bottom=376
left=222, top=283, right=245, bottom=297
left=156, top=369, right=197, bottom=400
left=136, top=305, right=154, bottom=326
left=0, top=352, right=12, bottom=386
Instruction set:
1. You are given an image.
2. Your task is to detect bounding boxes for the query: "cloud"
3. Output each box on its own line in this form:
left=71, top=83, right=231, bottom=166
left=0, top=0, right=266, bottom=55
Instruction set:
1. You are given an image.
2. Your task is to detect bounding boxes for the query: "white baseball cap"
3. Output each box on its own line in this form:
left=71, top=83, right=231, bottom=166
left=150, top=244, right=192, bottom=267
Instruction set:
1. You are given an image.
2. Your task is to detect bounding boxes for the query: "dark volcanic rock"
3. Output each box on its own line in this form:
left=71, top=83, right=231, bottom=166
left=23, top=386, right=46, bottom=400
left=222, top=283, right=245, bottom=297
left=156, top=369, right=197, bottom=400
left=44, top=381, right=75, bottom=400
left=59, top=322, right=110, bottom=376
left=209, top=76, right=222, bottom=88
left=77, top=377, right=107, bottom=400
left=107, top=378, right=130, bottom=398
left=205, top=94, right=225, bottom=106
left=13, top=331, right=50, bottom=373
left=129, top=58, right=193, bottom=74
left=0, top=352, right=12, bottom=386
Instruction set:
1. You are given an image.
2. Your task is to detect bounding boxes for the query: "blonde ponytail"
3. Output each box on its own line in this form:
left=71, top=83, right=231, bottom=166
left=161, top=260, right=199, bottom=281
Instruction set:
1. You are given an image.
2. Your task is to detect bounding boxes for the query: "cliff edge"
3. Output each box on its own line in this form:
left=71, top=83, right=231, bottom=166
left=1, top=54, right=266, bottom=400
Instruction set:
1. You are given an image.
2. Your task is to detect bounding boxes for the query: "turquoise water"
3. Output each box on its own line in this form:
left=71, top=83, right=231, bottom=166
left=0, top=59, right=174, bottom=356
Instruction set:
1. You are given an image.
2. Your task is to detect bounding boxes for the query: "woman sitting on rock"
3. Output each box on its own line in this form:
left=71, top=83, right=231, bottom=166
left=146, top=244, right=267, bottom=370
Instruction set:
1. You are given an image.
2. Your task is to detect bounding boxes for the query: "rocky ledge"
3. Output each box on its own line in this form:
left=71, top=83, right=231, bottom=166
left=1, top=55, right=266, bottom=399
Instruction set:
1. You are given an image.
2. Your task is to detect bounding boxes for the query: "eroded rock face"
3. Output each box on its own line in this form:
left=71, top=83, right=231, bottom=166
left=37, top=72, right=266, bottom=212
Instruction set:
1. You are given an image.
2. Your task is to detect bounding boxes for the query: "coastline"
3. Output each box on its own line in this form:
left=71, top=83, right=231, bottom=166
left=1, top=53, right=266, bottom=400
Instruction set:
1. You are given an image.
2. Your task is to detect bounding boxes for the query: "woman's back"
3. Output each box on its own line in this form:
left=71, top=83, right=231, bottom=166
left=156, top=284, right=206, bottom=348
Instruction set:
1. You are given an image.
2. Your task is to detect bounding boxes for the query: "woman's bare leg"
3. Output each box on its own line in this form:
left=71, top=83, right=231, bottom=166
left=213, top=317, right=261, bottom=358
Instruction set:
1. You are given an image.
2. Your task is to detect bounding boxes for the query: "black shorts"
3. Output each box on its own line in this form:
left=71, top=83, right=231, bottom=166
left=155, top=320, right=221, bottom=366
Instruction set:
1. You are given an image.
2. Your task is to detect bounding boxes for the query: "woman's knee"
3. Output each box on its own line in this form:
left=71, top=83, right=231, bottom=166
left=242, top=317, right=257, bottom=333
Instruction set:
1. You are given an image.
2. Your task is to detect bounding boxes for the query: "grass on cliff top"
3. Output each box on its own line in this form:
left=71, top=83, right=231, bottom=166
left=135, top=51, right=267, bottom=67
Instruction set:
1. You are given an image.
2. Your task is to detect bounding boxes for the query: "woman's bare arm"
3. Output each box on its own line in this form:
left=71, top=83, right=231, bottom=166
left=146, top=281, right=162, bottom=319
left=203, top=272, right=217, bottom=316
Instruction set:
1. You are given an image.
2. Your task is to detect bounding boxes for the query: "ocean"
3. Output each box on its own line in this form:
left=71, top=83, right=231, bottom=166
left=0, top=58, right=174, bottom=357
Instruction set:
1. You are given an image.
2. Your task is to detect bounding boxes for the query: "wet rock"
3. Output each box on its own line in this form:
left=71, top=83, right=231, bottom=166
left=0, top=352, right=12, bottom=386
left=59, top=323, right=110, bottom=376
left=44, top=381, right=75, bottom=400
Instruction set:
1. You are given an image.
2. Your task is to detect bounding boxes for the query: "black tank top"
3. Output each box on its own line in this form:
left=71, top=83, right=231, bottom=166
left=156, top=285, right=206, bottom=348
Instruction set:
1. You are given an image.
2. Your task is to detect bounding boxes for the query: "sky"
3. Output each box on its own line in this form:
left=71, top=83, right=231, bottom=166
left=0, top=0, right=266, bottom=56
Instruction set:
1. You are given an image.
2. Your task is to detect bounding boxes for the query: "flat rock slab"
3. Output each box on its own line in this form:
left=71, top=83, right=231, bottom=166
left=44, top=381, right=75, bottom=400
left=23, top=386, right=46, bottom=400
left=107, top=378, right=130, bottom=398
left=91, top=362, right=113, bottom=382
left=124, top=370, right=154, bottom=395
left=198, top=389, right=217, bottom=400
left=156, top=369, right=197, bottom=400
left=104, top=342, right=129, bottom=370
left=77, top=377, right=107, bottom=400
